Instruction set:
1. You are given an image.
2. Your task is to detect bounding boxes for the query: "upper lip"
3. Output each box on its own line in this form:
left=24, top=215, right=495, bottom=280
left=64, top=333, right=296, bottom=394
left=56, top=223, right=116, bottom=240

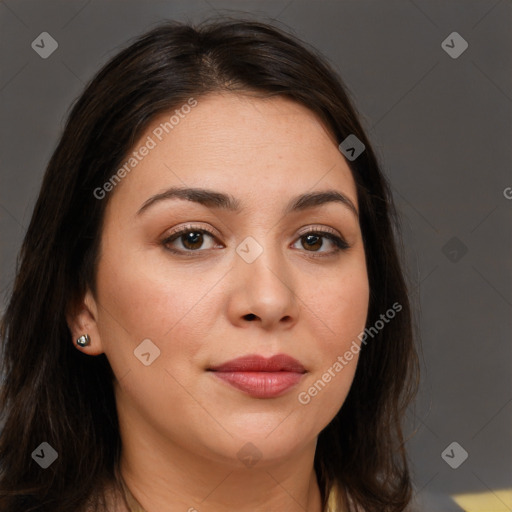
left=208, top=354, right=306, bottom=373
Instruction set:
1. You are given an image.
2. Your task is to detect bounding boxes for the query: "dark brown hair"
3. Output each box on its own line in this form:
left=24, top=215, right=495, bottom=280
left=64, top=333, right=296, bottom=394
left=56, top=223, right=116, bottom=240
left=0, top=17, right=419, bottom=512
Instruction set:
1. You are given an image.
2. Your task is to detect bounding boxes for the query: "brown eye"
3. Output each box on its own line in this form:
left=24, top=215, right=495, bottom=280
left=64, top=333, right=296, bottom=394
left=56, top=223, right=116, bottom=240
left=163, top=228, right=219, bottom=253
left=181, top=231, right=205, bottom=250
left=301, top=234, right=323, bottom=251
left=292, top=230, right=350, bottom=256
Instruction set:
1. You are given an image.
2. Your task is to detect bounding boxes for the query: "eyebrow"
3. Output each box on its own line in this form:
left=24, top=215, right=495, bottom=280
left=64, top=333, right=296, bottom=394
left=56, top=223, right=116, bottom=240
left=136, top=186, right=359, bottom=219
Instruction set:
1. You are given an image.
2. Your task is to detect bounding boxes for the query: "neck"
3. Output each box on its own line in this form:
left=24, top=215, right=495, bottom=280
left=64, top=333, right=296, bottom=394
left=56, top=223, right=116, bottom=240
left=117, top=410, right=323, bottom=512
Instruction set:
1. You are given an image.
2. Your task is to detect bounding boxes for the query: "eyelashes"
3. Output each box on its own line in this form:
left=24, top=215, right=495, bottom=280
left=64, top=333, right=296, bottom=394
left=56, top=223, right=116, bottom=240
left=161, top=224, right=350, bottom=258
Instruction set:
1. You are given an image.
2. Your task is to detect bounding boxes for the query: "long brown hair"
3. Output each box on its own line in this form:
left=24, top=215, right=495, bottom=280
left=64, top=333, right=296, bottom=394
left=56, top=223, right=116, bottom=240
left=0, top=17, right=419, bottom=512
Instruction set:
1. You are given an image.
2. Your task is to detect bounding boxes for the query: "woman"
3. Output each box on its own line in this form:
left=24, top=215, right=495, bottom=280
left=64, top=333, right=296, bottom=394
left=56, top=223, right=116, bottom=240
left=0, top=18, right=419, bottom=512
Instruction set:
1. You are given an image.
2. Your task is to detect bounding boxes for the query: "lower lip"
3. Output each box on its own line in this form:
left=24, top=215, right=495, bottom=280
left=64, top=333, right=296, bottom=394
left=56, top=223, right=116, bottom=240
left=210, top=371, right=304, bottom=398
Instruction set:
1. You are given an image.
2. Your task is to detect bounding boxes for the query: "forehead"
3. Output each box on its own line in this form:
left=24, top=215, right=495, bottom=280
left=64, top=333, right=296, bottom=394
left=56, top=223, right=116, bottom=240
left=107, top=92, right=358, bottom=214
left=156, top=93, right=339, bottom=163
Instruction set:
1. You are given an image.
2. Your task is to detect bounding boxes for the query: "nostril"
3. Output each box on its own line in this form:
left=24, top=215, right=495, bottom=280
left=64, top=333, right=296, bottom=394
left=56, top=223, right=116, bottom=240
left=244, top=313, right=257, bottom=321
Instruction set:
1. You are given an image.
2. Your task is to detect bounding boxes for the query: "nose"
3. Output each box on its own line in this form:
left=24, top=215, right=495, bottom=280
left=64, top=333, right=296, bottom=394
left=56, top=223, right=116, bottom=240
left=226, top=242, right=300, bottom=331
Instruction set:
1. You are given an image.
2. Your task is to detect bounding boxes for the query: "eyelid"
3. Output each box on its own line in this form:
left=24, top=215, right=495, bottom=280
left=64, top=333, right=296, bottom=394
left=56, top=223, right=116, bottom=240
left=164, top=223, right=223, bottom=241
left=295, top=224, right=342, bottom=239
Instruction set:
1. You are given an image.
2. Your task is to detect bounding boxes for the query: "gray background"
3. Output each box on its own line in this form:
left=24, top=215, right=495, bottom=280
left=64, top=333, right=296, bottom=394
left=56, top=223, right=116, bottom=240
left=1, top=1, right=511, bottom=511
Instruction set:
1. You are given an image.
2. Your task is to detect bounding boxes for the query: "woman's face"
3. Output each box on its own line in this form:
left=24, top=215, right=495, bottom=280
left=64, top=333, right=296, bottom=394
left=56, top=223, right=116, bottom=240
left=77, top=93, right=369, bottom=466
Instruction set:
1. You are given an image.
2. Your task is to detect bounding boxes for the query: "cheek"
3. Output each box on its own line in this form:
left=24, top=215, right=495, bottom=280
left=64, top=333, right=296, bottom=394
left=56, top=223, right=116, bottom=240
left=94, top=245, right=224, bottom=394
left=95, top=252, right=217, bottom=430
left=328, top=278, right=369, bottom=349
left=295, top=260, right=368, bottom=417
left=307, top=259, right=370, bottom=351
left=95, top=242, right=214, bottom=340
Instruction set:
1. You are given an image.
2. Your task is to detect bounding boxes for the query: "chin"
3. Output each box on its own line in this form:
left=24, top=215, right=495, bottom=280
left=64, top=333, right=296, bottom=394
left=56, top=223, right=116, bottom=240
left=201, top=422, right=318, bottom=468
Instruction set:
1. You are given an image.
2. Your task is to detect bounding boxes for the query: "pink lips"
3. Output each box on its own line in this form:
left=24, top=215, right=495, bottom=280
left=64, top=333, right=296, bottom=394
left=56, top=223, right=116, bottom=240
left=208, top=354, right=306, bottom=399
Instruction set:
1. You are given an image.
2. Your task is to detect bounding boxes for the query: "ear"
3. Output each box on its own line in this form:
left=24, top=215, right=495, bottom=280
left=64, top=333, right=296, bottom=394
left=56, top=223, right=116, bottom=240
left=66, top=288, right=105, bottom=356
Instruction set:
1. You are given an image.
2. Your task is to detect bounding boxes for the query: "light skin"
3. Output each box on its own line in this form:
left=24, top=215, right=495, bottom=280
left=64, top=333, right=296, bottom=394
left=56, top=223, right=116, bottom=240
left=68, top=92, right=369, bottom=512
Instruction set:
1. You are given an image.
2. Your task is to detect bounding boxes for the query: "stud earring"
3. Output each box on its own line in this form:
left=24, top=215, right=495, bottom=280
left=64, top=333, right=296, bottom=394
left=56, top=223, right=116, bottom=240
left=76, top=334, right=91, bottom=347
